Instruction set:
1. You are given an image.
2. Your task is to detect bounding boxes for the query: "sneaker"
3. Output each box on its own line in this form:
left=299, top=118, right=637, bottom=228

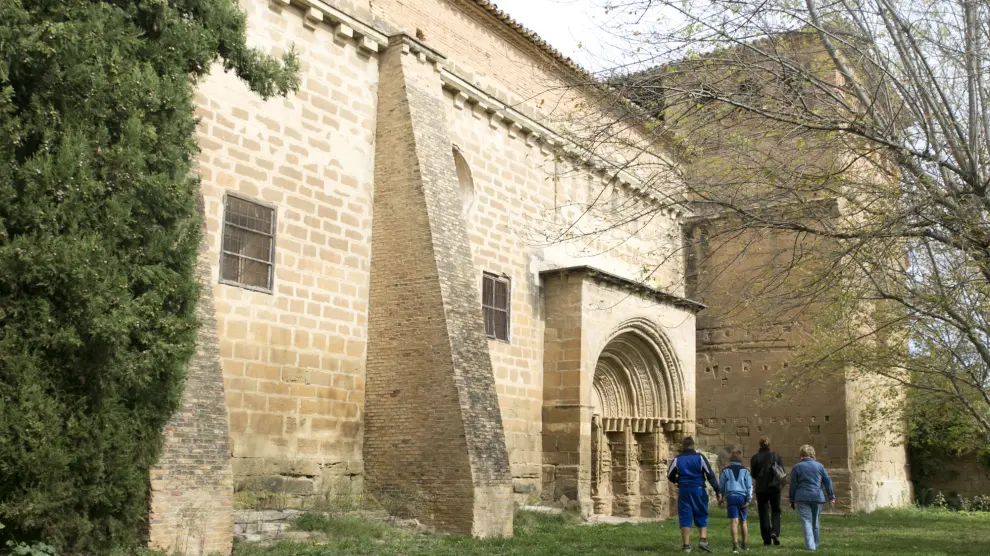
left=771, top=534, right=780, bottom=546
left=682, top=545, right=693, bottom=552
left=741, top=543, right=749, bottom=551
left=732, top=544, right=740, bottom=553
left=698, top=540, right=713, bottom=553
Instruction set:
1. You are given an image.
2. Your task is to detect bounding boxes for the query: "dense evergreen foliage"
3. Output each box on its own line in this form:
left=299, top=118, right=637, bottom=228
left=0, top=0, right=297, bottom=551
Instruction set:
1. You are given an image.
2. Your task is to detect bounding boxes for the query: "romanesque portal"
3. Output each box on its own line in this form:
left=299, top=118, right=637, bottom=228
left=590, top=320, right=686, bottom=518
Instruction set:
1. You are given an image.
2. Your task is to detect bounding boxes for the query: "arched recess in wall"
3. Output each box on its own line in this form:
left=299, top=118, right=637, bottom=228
left=591, top=317, right=686, bottom=422
left=452, top=146, right=475, bottom=216
left=589, top=317, right=686, bottom=518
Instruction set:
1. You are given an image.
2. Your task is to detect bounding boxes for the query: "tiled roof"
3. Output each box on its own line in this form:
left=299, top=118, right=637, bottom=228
left=468, top=0, right=588, bottom=76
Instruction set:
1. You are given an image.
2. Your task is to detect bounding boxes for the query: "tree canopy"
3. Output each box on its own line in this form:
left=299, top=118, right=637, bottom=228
left=0, top=0, right=296, bottom=551
left=565, top=0, right=990, bottom=446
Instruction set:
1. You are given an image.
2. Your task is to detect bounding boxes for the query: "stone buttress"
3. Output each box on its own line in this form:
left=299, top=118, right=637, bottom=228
left=363, top=34, right=513, bottom=537
left=147, top=196, right=235, bottom=555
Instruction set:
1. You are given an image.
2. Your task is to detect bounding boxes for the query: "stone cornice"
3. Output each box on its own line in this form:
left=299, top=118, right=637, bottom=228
left=270, top=0, right=387, bottom=53
left=270, top=0, right=692, bottom=218
left=441, top=70, right=661, bottom=199
left=389, top=33, right=447, bottom=70
left=438, top=69, right=692, bottom=218
left=538, top=265, right=707, bottom=313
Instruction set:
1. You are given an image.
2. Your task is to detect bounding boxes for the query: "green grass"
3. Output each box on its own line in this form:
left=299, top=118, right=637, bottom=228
left=232, top=507, right=990, bottom=555
left=292, top=514, right=394, bottom=540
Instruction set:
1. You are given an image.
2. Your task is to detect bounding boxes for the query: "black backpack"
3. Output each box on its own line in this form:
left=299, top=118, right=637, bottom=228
left=766, top=453, right=787, bottom=489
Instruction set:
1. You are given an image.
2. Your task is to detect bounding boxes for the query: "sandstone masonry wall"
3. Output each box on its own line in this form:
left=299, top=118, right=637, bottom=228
left=377, top=0, right=688, bottom=290
left=541, top=273, right=589, bottom=506
left=364, top=35, right=512, bottom=536
left=165, top=0, right=691, bottom=546
left=541, top=270, right=697, bottom=514
left=444, top=83, right=685, bottom=500
left=372, top=0, right=584, bottom=120
left=846, top=374, right=913, bottom=510
left=924, top=454, right=990, bottom=501
left=195, top=0, right=379, bottom=498
left=148, top=198, right=235, bottom=556
left=688, top=221, right=910, bottom=511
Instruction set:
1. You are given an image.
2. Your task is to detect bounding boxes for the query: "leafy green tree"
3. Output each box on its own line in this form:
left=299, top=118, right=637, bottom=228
left=0, top=0, right=297, bottom=551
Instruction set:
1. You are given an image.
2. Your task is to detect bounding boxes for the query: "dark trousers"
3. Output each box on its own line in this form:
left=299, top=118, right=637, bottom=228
left=756, top=490, right=782, bottom=544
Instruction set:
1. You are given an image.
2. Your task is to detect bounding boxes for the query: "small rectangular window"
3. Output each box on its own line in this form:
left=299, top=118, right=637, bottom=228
left=220, top=193, right=276, bottom=292
left=482, top=272, right=510, bottom=341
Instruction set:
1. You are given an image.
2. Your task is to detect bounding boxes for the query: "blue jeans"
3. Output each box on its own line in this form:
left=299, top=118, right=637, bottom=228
left=796, top=501, right=822, bottom=550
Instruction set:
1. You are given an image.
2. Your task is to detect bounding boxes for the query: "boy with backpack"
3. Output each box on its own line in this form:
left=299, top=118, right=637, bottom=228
left=750, top=436, right=786, bottom=545
left=719, top=448, right=753, bottom=553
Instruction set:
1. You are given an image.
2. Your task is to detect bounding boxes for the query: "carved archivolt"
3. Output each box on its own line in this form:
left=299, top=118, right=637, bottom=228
left=592, top=318, right=686, bottom=432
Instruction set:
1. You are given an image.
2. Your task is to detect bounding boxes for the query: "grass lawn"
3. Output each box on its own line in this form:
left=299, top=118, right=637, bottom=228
left=232, top=507, right=990, bottom=555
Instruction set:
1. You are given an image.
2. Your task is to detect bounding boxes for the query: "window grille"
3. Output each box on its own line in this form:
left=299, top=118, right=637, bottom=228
left=482, top=272, right=510, bottom=341
left=220, top=194, right=275, bottom=292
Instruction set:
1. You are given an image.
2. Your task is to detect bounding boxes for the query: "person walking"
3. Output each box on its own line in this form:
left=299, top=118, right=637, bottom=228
left=718, top=448, right=753, bottom=553
left=788, top=445, right=836, bottom=551
left=750, top=436, right=785, bottom=546
left=668, top=436, right=722, bottom=553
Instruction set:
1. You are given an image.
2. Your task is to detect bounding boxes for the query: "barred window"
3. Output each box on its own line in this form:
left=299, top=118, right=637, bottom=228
left=482, top=272, right=510, bottom=341
left=220, top=194, right=276, bottom=292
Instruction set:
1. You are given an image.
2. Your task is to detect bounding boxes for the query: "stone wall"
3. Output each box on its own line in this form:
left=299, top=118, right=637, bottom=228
left=194, top=0, right=379, bottom=500
left=162, top=0, right=691, bottom=548
left=541, top=273, right=589, bottom=508
left=147, top=198, right=234, bottom=555
left=442, top=77, right=685, bottom=501
left=694, top=337, right=857, bottom=507
left=687, top=219, right=911, bottom=511
left=845, top=373, right=913, bottom=510
left=922, top=454, right=990, bottom=501
left=190, top=0, right=685, bottom=509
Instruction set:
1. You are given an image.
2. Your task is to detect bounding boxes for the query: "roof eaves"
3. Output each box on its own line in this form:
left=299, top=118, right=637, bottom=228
left=468, top=0, right=589, bottom=77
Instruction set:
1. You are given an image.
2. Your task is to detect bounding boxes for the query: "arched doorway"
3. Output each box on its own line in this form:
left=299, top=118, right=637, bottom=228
left=590, top=318, right=686, bottom=518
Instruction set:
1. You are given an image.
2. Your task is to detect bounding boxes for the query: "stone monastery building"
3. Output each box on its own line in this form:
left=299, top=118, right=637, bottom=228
left=147, top=0, right=913, bottom=553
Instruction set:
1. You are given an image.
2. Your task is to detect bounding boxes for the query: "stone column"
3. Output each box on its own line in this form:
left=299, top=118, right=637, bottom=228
left=611, top=427, right=641, bottom=517
left=364, top=34, right=513, bottom=538
left=591, top=416, right=613, bottom=515
left=638, top=430, right=670, bottom=518
left=147, top=196, right=234, bottom=555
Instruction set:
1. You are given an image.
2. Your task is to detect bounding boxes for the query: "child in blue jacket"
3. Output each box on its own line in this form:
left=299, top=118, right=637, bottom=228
left=668, top=436, right=721, bottom=553
left=719, top=448, right=753, bottom=552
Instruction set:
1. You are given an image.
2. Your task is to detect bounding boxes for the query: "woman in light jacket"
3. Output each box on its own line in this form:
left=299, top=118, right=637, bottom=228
left=788, top=445, right=835, bottom=551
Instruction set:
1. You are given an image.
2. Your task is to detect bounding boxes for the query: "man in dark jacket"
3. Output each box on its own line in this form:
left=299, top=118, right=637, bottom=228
left=750, top=436, right=784, bottom=545
left=668, top=436, right=721, bottom=552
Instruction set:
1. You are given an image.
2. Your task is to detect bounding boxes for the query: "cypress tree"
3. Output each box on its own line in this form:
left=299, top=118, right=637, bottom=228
left=0, top=0, right=297, bottom=551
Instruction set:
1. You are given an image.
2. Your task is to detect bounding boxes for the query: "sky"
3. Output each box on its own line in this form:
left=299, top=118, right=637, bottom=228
left=486, top=0, right=608, bottom=68
left=484, top=0, right=672, bottom=73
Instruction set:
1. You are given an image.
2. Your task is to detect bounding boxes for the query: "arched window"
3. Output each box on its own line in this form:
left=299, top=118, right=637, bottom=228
left=452, top=147, right=474, bottom=216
